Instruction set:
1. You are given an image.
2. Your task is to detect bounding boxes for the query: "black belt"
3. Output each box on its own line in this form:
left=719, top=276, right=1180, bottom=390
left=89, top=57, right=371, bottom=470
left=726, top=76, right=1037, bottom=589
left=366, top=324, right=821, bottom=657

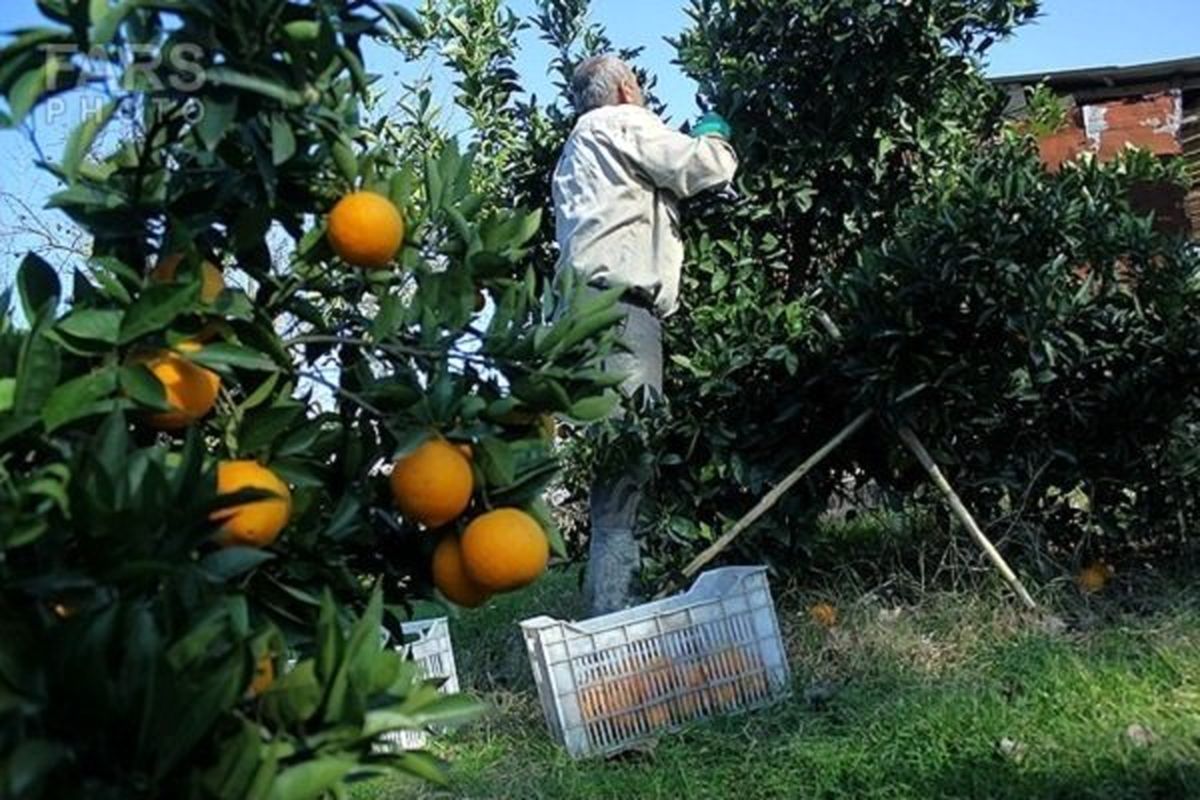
left=588, top=281, right=657, bottom=313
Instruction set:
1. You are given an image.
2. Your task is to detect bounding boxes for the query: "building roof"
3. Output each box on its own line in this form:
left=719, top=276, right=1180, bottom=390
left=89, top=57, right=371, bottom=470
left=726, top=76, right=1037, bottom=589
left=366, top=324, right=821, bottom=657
left=991, top=56, right=1200, bottom=95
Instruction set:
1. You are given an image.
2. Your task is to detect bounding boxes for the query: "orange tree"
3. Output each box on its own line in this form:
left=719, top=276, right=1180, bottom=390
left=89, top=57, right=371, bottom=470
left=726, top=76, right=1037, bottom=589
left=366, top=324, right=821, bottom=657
left=0, top=1, right=623, bottom=797
left=661, top=0, right=1200, bottom=577
left=501, top=0, right=1200, bottom=586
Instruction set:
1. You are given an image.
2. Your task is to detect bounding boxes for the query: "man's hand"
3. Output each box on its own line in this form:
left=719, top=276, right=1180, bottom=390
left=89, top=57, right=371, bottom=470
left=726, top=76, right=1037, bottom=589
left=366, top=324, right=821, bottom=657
left=690, top=111, right=732, bottom=140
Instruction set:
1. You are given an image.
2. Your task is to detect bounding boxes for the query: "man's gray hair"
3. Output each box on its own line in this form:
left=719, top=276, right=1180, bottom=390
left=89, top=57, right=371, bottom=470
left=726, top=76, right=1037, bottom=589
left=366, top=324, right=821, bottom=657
left=571, top=54, right=637, bottom=113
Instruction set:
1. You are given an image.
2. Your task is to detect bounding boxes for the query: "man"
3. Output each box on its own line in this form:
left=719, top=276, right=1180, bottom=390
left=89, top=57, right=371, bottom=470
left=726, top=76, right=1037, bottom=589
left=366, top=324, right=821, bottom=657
left=553, top=54, right=737, bottom=616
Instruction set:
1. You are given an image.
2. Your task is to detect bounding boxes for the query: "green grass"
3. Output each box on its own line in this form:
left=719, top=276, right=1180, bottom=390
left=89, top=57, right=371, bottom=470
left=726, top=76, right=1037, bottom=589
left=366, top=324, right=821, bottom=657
left=359, top=571, right=1200, bottom=800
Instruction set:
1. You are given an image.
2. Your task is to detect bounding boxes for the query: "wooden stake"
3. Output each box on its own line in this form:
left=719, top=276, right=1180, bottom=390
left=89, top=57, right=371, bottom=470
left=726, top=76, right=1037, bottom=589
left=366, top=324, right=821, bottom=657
left=672, top=409, right=875, bottom=586
left=896, top=425, right=1037, bottom=609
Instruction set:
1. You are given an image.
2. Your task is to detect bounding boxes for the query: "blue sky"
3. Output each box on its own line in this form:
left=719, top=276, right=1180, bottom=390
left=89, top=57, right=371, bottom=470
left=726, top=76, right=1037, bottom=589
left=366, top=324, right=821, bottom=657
left=3, top=0, right=1200, bottom=284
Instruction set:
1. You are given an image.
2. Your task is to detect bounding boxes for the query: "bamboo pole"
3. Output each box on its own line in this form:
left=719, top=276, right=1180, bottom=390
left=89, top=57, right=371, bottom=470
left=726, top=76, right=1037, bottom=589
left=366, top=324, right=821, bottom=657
left=672, top=409, right=875, bottom=586
left=896, top=425, right=1037, bottom=609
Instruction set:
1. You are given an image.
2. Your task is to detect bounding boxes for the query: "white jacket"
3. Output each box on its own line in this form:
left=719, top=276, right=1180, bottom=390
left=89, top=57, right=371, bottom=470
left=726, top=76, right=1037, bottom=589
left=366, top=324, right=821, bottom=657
left=552, top=104, right=738, bottom=317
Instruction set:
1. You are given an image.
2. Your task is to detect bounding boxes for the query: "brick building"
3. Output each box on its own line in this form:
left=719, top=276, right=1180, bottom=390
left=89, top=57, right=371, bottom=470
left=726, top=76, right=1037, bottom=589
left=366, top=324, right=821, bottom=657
left=993, top=57, right=1200, bottom=238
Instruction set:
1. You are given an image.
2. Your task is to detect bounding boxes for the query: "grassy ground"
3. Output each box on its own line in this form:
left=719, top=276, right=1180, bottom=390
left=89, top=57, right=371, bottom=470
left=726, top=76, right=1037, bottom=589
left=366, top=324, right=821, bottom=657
left=357, top=569, right=1200, bottom=800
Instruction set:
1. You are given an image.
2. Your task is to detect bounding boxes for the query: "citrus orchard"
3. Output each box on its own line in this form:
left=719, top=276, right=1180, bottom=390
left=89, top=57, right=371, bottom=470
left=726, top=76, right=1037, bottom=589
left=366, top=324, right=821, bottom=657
left=390, top=439, right=474, bottom=528
left=460, top=507, right=549, bottom=592
left=326, top=191, right=405, bottom=268
left=210, top=460, right=292, bottom=548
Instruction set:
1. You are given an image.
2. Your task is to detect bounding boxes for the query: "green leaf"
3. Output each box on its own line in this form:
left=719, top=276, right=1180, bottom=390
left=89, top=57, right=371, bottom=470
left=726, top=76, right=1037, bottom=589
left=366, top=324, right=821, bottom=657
left=195, top=93, right=238, bottom=150
left=0, top=415, right=38, bottom=448
left=477, top=436, right=515, bottom=486
left=42, top=367, right=118, bottom=431
left=200, top=548, right=275, bottom=581
left=261, top=659, right=321, bottom=725
left=202, top=720, right=263, bottom=799
left=370, top=294, right=403, bottom=341
left=0, top=378, right=14, bottom=413
left=153, top=649, right=242, bottom=779
left=119, top=283, right=199, bottom=343
left=372, top=2, right=427, bottom=38
left=13, top=329, right=62, bottom=417
left=90, top=0, right=136, bottom=45
left=2, top=739, right=68, bottom=797
left=205, top=67, right=304, bottom=107
left=282, top=20, right=321, bottom=43
left=274, top=421, right=324, bottom=458
left=239, top=405, right=304, bottom=454
left=270, top=115, right=297, bottom=165
left=6, top=57, right=65, bottom=125
left=314, top=591, right=341, bottom=685
left=56, top=308, right=122, bottom=344
left=337, top=47, right=369, bottom=98
left=424, top=154, right=443, bottom=213
left=62, top=100, right=116, bottom=182
left=395, top=751, right=447, bottom=786
left=324, top=494, right=363, bottom=541
left=170, top=427, right=207, bottom=498
left=93, top=410, right=131, bottom=478
left=267, top=757, right=355, bottom=800
left=567, top=393, right=620, bottom=422
left=332, top=137, right=357, bottom=184
left=190, top=343, right=279, bottom=373
left=17, top=253, right=61, bottom=322
left=323, top=586, right=385, bottom=725
left=365, top=693, right=483, bottom=736
left=119, top=363, right=170, bottom=411
left=240, top=372, right=280, bottom=413
left=387, top=163, right=415, bottom=208
left=484, top=209, right=542, bottom=252
left=269, top=459, right=323, bottom=489
left=529, top=497, right=566, bottom=559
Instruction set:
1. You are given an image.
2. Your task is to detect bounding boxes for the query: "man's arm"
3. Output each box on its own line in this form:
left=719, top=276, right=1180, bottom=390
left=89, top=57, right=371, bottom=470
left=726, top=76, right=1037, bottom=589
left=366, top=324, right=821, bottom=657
left=613, top=111, right=738, bottom=199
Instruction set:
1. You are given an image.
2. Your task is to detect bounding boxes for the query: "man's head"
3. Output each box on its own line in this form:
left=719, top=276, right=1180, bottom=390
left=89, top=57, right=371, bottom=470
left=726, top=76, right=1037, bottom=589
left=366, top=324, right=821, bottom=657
left=571, top=54, right=644, bottom=114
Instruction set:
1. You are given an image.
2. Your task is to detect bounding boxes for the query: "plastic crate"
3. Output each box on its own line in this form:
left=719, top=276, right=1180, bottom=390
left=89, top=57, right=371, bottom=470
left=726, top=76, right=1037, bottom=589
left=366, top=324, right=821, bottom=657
left=377, top=618, right=460, bottom=752
left=520, top=566, right=791, bottom=758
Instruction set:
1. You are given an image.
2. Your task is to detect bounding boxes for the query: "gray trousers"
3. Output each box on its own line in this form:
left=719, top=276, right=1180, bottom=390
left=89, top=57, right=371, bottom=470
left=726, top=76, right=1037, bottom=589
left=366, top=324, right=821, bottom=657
left=582, top=301, right=663, bottom=617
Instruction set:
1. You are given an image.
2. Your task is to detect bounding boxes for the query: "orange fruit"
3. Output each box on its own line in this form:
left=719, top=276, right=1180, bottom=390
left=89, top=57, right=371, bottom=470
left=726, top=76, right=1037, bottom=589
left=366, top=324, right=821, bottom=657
left=1076, top=562, right=1113, bottom=594
left=151, top=253, right=225, bottom=303
left=389, top=439, right=474, bottom=528
left=138, top=341, right=221, bottom=430
left=248, top=655, right=275, bottom=697
left=210, top=460, right=292, bottom=548
left=460, top=508, right=549, bottom=592
left=432, top=534, right=491, bottom=608
left=581, top=684, right=608, bottom=722
left=808, top=602, right=839, bottom=629
left=326, top=191, right=405, bottom=268
left=644, top=702, right=670, bottom=728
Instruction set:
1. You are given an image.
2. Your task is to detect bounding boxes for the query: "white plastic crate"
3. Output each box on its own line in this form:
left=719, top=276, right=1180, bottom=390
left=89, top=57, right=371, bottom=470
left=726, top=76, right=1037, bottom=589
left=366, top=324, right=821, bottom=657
left=520, top=566, right=791, bottom=758
left=378, top=617, right=460, bottom=752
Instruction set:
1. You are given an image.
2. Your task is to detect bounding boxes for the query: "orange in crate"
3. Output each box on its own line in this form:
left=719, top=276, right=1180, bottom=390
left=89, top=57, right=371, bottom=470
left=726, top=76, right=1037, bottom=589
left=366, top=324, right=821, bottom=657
left=523, top=567, right=792, bottom=758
